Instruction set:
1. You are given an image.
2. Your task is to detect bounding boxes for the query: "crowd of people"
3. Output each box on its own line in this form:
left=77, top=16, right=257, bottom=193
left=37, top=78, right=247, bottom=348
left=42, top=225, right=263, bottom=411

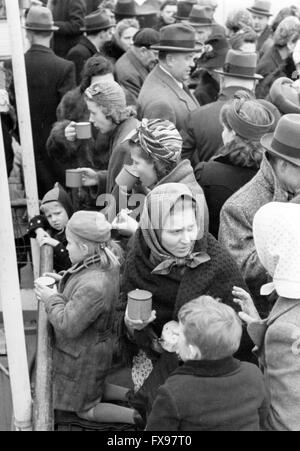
left=2, top=0, right=300, bottom=432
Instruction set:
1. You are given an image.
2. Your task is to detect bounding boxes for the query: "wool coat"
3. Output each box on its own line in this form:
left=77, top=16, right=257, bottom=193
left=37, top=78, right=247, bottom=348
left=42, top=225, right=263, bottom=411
left=219, top=154, right=289, bottom=317
left=51, top=0, right=86, bottom=58
left=195, top=153, right=257, bottom=239
left=115, top=48, right=150, bottom=105
left=137, top=65, right=199, bottom=136
left=45, top=261, right=120, bottom=412
left=66, top=36, right=99, bottom=84
left=181, top=86, right=254, bottom=167
left=256, top=46, right=284, bottom=79
left=257, top=25, right=272, bottom=55
left=147, top=358, right=268, bottom=431
left=249, top=297, right=300, bottom=431
left=5, top=45, right=76, bottom=198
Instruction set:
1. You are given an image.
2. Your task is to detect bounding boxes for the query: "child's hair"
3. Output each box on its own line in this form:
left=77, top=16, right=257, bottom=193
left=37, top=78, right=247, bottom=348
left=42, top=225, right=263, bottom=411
left=67, top=229, right=123, bottom=271
left=178, top=296, right=242, bottom=360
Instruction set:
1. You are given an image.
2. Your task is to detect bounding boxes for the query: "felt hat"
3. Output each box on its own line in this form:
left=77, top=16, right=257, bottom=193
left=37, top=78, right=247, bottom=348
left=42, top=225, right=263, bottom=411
left=24, top=5, right=58, bottom=31
left=197, top=25, right=229, bottom=69
left=214, top=49, right=263, bottom=80
left=133, top=28, right=160, bottom=48
left=135, top=0, right=159, bottom=16
left=80, top=10, right=115, bottom=32
left=261, top=114, right=300, bottom=167
left=247, top=0, right=272, bottom=17
left=175, top=0, right=197, bottom=21
left=67, top=211, right=112, bottom=243
left=114, top=0, right=136, bottom=18
left=269, top=77, right=300, bottom=115
left=188, top=6, right=213, bottom=27
left=151, top=23, right=203, bottom=52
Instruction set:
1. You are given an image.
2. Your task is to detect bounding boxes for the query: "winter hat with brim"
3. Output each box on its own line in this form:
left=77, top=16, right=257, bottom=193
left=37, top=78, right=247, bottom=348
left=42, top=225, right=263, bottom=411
left=41, top=183, right=74, bottom=219
left=114, top=0, right=137, bottom=17
left=67, top=211, right=112, bottom=243
left=151, top=23, right=203, bottom=52
left=175, top=0, right=197, bottom=21
left=247, top=1, right=272, bottom=17
left=214, top=49, right=262, bottom=80
left=261, top=114, right=300, bottom=167
left=269, top=77, right=300, bottom=115
left=188, top=6, right=213, bottom=27
left=253, top=202, right=300, bottom=299
left=85, top=80, right=126, bottom=112
left=80, top=10, right=115, bottom=32
left=24, top=5, right=58, bottom=31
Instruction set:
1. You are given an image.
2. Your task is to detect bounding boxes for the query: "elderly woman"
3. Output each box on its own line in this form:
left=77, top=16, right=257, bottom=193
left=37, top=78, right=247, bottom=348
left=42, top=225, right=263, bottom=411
left=65, top=80, right=138, bottom=217
left=195, top=93, right=277, bottom=238
left=119, top=182, right=253, bottom=418
left=112, top=118, right=208, bottom=236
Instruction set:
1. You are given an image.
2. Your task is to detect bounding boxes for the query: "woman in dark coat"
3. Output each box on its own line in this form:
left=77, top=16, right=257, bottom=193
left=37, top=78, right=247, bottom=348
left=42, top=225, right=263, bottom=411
left=118, top=183, right=254, bottom=418
left=195, top=94, right=277, bottom=238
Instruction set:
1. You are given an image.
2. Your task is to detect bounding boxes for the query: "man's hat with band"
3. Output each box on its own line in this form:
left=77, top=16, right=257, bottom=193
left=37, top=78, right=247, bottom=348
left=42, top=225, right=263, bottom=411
left=80, top=10, right=115, bottom=32
left=151, top=23, right=203, bottom=52
left=24, top=5, right=58, bottom=31
left=261, top=114, right=300, bottom=167
left=176, top=0, right=197, bottom=21
left=214, top=49, right=263, bottom=80
left=188, top=6, right=213, bottom=27
left=247, top=1, right=272, bottom=17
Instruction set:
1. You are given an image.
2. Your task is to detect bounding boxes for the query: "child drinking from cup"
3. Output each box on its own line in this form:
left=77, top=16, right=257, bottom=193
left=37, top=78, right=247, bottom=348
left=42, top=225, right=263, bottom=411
left=28, top=183, right=73, bottom=271
left=147, top=296, right=268, bottom=431
left=34, top=211, right=142, bottom=426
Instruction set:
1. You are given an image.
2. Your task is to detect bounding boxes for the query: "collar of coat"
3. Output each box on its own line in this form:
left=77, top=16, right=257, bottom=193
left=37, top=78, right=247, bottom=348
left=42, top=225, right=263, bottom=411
left=172, top=357, right=240, bottom=378
left=259, top=153, right=289, bottom=200
left=79, top=35, right=99, bottom=55
left=125, top=48, right=150, bottom=78
left=218, top=86, right=253, bottom=102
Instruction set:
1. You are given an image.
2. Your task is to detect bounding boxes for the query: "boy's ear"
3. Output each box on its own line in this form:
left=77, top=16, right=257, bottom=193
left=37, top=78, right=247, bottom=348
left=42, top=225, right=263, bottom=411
left=188, top=344, right=201, bottom=361
left=80, top=243, right=89, bottom=256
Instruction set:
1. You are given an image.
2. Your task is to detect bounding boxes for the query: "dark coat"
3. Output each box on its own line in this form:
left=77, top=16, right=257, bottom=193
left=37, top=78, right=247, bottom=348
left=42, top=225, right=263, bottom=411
left=256, top=56, right=297, bottom=99
left=85, top=0, right=102, bottom=14
left=51, top=0, right=86, bottom=58
left=45, top=260, right=120, bottom=412
left=147, top=358, right=268, bottom=431
left=195, top=153, right=257, bottom=239
left=5, top=45, right=76, bottom=197
left=256, top=45, right=283, bottom=79
left=66, top=36, right=99, bottom=84
left=102, top=38, right=125, bottom=65
left=137, top=65, right=199, bottom=136
left=192, top=69, right=220, bottom=106
left=181, top=86, right=253, bottom=166
left=257, top=25, right=272, bottom=54
left=115, top=48, right=149, bottom=105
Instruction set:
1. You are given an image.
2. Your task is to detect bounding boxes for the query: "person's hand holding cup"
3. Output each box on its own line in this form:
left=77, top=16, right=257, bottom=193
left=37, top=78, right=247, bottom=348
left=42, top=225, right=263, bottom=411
left=125, top=290, right=156, bottom=331
left=64, top=121, right=77, bottom=142
left=34, top=276, right=57, bottom=303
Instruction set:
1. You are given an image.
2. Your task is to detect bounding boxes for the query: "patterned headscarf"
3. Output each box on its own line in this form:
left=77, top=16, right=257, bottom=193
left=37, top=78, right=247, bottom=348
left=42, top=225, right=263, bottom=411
left=127, top=119, right=182, bottom=164
left=85, top=81, right=126, bottom=113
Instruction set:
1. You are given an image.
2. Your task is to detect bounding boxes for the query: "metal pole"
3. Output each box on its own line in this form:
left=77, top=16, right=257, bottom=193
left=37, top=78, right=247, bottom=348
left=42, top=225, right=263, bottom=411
left=33, top=245, right=54, bottom=432
left=5, top=0, right=40, bottom=279
left=0, top=116, right=32, bottom=432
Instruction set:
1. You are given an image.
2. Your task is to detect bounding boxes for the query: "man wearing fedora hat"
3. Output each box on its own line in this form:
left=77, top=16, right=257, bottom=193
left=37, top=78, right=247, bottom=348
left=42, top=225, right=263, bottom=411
left=137, top=23, right=200, bottom=136
left=5, top=5, right=76, bottom=197
left=247, top=1, right=272, bottom=55
left=219, top=114, right=300, bottom=317
left=182, top=49, right=261, bottom=166
left=114, top=0, right=136, bottom=22
left=188, top=5, right=213, bottom=44
left=67, top=9, right=115, bottom=83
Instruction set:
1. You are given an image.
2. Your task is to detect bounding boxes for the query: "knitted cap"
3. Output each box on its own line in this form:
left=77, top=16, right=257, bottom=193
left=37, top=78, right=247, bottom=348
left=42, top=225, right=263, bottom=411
left=67, top=211, right=112, bottom=243
left=253, top=202, right=300, bottom=299
left=126, top=118, right=182, bottom=163
left=133, top=28, right=160, bottom=47
left=274, top=16, right=300, bottom=47
left=85, top=81, right=126, bottom=112
left=41, top=183, right=74, bottom=219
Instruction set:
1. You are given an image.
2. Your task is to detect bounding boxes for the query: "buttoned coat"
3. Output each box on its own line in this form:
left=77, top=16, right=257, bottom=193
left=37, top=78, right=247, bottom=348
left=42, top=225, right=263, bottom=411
left=218, top=154, right=288, bottom=317
left=137, top=65, right=199, bottom=135
left=51, top=0, right=86, bottom=58
left=66, top=36, right=99, bottom=84
left=45, top=261, right=120, bottom=412
left=115, top=48, right=150, bottom=105
left=181, top=86, right=253, bottom=167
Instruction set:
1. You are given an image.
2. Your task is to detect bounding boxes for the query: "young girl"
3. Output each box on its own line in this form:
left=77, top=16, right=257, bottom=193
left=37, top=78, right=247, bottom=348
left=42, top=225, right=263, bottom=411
left=233, top=202, right=300, bottom=431
left=35, top=211, right=141, bottom=426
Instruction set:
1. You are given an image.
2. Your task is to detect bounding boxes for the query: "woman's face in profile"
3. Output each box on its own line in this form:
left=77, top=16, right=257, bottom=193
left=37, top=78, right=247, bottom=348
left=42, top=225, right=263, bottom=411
left=160, top=205, right=198, bottom=258
left=86, top=100, right=114, bottom=134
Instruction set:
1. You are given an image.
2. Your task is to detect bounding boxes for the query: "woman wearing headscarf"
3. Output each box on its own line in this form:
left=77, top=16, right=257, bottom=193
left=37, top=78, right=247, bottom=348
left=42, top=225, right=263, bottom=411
left=112, top=118, right=208, bottom=237
left=118, top=182, right=253, bottom=418
left=195, top=93, right=277, bottom=238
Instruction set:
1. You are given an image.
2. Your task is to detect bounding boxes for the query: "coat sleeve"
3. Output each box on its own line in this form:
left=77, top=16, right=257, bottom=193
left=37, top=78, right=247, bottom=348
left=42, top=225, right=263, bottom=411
left=54, top=0, right=86, bottom=36
left=146, top=385, right=180, bottom=431
left=44, top=280, right=106, bottom=338
left=57, top=62, right=76, bottom=99
left=181, top=112, right=197, bottom=162
left=218, top=201, right=267, bottom=290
